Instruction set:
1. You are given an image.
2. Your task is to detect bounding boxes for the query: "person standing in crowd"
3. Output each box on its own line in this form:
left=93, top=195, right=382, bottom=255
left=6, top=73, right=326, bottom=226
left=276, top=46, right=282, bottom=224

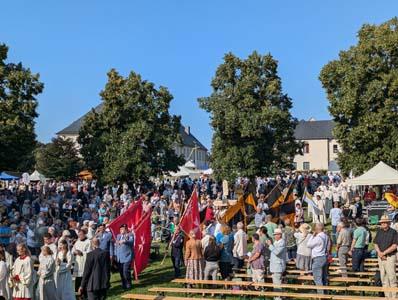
left=294, top=202, right=304, bottom=225
left=95, top=224, right=113, bottom=256
left=294, top=223, right=312, bottom=271
left=73, top=229, right=92, bottom=298
left=329, top=202, right=342, bottom=243
left=336, top=221, right=352, bottom=277
left=10, top=243, right=34, bottom=300
left=37, top=246, right=58, bottom=300
left=80, top=238, right=111, bottom=300
left=203, top=236, right=221, bottom=281
left=348, top=218, right=367, bottom=272
left=254, top=207, right=265, bottom=229
left=55, top=240, right=75, bottom=300
left=314, top=195, right=327, bottom=224
left=373, top=215, right=398, bottom=299
left=0, top=243, right=13, bottom=300
left=266, top=228, right=286, bottom=300
left=218, top=225, right=234, bottom=280
left=265, top=215, right=277, bottom=240
left=248, top=233, right=265, bottom=283
left=307, top=223, right=328, bottom=292
left=258, top=226, right=271, bottom=273
left=42, top=233, right=57, bottom=259
left=170, top=226, right=184, bottom=278
left=283, top=219, right=297, bottom=261
left=115, top=224, right=134, bottom=290
left=232, top=222, right=247, bottom=269
left=0, top=251, right=8, bottom=300
left=184, top=230, right=204, bottom=281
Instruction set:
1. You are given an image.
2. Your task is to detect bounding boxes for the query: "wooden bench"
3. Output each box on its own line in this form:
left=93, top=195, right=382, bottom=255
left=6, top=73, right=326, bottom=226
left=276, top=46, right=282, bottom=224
left=149, top=287, right=335, bottom=299
left=121, top=294, right=208, bottom=300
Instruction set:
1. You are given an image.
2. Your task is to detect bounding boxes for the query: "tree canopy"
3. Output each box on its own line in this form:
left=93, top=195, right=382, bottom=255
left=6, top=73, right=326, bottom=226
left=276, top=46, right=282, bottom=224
left=320, top=18, right=398, bottom=175
left=199, top=51, right=298, bottom=182
left=0, top=44, right=44, bottom=172
left=78, top=69, right=184, bottom=183
left=35, top=137, right=82, bottom=180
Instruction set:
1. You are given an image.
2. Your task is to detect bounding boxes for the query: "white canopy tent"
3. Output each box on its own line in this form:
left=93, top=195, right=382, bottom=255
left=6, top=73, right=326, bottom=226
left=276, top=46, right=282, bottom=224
left=29, top=170, right=46, bottom=182
left=348, top=161, right=398, bottom=186
left=168, top=160, right=203, bottom=178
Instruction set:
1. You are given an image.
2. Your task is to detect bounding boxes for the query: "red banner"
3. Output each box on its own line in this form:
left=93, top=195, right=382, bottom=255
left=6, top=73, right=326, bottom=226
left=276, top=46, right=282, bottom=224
left=108, top=199, right=143, bottom=240
left=179, top=188, right=201, bottom=239
left=133, top=211, right=152, bottom=279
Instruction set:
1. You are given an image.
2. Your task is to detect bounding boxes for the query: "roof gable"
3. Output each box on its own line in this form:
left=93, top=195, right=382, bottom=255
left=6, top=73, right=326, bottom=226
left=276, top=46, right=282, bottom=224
left=57, top=103, right=207, bottom=151
left=294, top=120, right=335, bottom=140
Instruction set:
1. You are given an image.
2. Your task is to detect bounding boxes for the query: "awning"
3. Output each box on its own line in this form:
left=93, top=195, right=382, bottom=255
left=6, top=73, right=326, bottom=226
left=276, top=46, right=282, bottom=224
left=0, top=172, right=18, bottom=181
left=348, top=161, right=398, bottom=186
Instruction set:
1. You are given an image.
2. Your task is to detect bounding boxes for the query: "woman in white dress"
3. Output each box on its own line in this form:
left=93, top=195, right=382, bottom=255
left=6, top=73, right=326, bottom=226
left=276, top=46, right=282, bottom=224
left=55, top=240, right=75, bottom=300
left=37, top=246, right=58, bottom=300
left=9, top=243, right=34, bottom=300
left=0, top=251, right=9, bottom=300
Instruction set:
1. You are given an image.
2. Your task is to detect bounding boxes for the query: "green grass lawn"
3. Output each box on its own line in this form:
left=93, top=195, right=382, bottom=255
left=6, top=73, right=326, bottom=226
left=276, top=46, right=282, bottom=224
left=107, top=244, right=179, bottom=299
left=107, top=214, right=379, bottom=299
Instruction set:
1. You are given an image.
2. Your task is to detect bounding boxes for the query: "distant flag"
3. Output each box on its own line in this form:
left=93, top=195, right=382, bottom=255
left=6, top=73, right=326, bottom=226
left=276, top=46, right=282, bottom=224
left=133, top=211, right=152, bottom=279
left=179, top=187, right=201, bottom=239
left=108, top=199, right=143, bottom=239
left=222, top=195, right=245, bottom=224
left=302, top=188, right=321, bottom=215
left=384, top=192, right=398, bottom=209
left=279, top=179, right=297, bottom=224
left=245, top=193, right=257, bottom=209
left=266, top=184, right=284, bottom=219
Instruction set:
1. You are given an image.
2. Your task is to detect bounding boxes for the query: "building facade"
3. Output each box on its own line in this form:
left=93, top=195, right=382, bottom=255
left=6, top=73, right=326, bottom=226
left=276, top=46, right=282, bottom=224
left=56, top=104, right=209, bottom=169
left=293, top=119, right=340, bottom=171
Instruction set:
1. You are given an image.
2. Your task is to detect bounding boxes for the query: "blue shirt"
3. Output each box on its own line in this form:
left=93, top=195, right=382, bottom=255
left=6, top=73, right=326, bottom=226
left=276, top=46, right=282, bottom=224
left=98, top=231, right=114, bottom=256
left=0, top=226, right=11, bottom=245
left=218, top=233, right=234, bottom=263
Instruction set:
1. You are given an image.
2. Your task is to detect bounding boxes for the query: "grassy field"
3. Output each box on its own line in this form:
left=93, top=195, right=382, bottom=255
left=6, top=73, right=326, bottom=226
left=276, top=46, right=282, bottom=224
left=107, top=244, right=179, bottom=300
left=107, top=215, right=379, bottom=299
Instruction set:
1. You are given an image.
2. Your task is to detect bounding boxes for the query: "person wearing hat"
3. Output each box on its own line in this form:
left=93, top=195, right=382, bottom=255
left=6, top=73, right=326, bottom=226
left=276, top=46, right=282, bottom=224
left=373, top=215, right=398, bottom=298
left=266, top=227, right=286, bottom=300
left=114, top=224, right=134, bottom=290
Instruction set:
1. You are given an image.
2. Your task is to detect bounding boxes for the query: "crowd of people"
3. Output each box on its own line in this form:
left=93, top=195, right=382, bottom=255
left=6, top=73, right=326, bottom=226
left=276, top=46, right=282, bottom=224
left=0, top=171, right=397, bottom=299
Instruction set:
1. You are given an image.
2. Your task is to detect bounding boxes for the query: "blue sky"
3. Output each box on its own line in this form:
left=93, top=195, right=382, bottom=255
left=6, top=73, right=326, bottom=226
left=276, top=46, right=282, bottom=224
left=1, top=1, right=397, bottom=149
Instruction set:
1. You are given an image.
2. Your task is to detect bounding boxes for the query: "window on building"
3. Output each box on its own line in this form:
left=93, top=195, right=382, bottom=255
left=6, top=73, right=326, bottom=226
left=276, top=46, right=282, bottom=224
left=333, top=144, right=338, bottom=153
left=303, top=143, right=310, bottom=154
left=303, top=162, right=310, bottom=170
left=292, top=162, right=297, bottom=170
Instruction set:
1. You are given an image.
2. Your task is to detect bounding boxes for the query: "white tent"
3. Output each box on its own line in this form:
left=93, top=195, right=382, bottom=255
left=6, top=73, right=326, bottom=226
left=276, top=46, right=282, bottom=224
left=29, top=170, right=46, bottom=182
left=203, top=168, right=213, bottom=175
left=348, top=161, right=398, bottom=186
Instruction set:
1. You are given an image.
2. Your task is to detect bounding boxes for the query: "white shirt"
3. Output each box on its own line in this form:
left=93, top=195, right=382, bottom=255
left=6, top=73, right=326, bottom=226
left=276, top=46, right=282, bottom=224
left=307, top=232, right=328, bottom=258
left=329, top=208, right=342, bottom=226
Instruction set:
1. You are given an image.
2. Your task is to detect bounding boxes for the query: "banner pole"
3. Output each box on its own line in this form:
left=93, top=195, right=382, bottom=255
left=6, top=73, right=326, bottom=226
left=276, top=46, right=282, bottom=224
left=160, top=186, right=197, bottom=265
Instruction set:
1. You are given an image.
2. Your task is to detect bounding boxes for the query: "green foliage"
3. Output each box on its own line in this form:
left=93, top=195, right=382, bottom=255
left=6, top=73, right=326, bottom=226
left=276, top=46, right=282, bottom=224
left=0, top=44, right=44, bottom=171
left=35, top=137, right=82, bottom=180
left=320, top=18, right=398, bottom=175
left=199, top=51, right=298, bottom=182
left=78, top=69, right=184, bottom=183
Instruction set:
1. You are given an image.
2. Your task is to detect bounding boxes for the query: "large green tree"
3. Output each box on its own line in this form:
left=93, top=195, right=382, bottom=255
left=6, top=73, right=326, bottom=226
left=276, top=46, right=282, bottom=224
left=78, top=69, right=184, bottom=183
left=199, top=51, right=298, bottom=182
left=0, top=44, right=44, bottom=171
left=320, top=18, right=398, bottom=175
left=35, top=137, right=82, bottom=180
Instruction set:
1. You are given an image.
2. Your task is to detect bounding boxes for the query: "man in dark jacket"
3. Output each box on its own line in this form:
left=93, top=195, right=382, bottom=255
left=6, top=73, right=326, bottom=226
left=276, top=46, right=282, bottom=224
left=171, top=226, right=184, bottom=278
left=80, top=237, right=111, bottom=300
